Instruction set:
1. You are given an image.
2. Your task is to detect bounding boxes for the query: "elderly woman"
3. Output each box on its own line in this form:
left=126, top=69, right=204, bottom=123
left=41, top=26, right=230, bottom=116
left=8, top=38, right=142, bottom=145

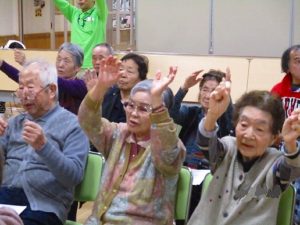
left=188, top=79, right=300, bottom=225
left=78, top=56, right=185, bottom=225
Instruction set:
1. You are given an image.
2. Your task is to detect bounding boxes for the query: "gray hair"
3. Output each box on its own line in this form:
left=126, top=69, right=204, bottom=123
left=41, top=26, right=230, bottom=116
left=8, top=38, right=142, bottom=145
left=130, top=79, right=174, bottom=110
left=93, top=43, right=114, bottom=56
left=58, top=42, right=84, bottom=67
left=23, top=60, right=58, bottom=99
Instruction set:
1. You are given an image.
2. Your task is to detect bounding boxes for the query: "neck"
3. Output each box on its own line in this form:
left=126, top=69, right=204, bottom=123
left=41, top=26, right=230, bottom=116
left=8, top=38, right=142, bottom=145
left=120, top=90, right=130, bottom=101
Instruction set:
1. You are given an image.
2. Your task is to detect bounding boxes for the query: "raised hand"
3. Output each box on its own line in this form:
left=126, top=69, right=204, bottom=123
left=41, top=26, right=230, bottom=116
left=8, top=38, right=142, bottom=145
left=151, top=66, right=177, bottom=106
left=205, top=68, right=231, bottom=131
left=182, top=70, right=203, bottom=91
left=282, top=108, right=300, bottom=152
left=83, top=69, right=98, bottom=91
left=97, top=56, right=122, bottom=89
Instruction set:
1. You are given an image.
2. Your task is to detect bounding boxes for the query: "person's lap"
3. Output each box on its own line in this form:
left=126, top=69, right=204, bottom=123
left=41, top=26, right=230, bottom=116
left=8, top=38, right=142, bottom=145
left=0, top=187, right=62, bottom=225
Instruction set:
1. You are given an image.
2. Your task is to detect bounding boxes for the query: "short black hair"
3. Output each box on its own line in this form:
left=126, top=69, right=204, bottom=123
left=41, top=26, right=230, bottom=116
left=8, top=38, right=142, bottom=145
left=121, top=53, right=148, bottom=80
left=281, top=45, right=300, bottom=73
left=233, top=90, right=285, bottom=135
left=199, top=69, right=225, bottom=88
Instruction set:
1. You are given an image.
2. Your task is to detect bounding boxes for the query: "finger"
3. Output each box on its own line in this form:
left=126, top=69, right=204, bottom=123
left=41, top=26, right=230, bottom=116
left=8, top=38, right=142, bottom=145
left=155, top=70, right=162, bottom=80
left=225, top=67, right=231, bottom=82
left=193, top=69, right=204, bottom=75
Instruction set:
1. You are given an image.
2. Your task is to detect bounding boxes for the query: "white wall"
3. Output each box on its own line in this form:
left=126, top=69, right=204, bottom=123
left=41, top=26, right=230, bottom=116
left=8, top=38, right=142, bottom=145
left=0, top=0, right=67, bottom=36
left=136, top=0, right=300, bottom=57
left=0, top=0, right=19, bottom=35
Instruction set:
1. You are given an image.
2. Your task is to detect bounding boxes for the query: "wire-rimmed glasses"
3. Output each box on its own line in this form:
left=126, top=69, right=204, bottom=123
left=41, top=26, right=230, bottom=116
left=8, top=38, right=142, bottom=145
left=123, top=100, right=152, bottom=115
left=14, top=84, right=50, bottom=101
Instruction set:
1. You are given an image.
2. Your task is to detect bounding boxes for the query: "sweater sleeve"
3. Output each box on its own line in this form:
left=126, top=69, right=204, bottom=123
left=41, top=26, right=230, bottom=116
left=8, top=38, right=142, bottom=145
left=78, top=93, right=118, bottom=158
left=36, top=120, right=89, bottom=188
left=0, top=61, right=20, bottom=83
left=150, top=110, right=185, bottom=177
left=58, top=77, right=88, bottom=99
left=169, top=87, right=190, bottom=126
left=95, top=0, right=108, bottom=22
left=53, top=0, right=78, bottom=22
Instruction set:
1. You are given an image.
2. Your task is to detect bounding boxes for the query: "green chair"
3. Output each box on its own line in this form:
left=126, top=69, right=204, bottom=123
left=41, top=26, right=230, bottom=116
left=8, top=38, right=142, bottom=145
left=65, top=151, right=105, bottom=225
left=175, top=166, right=193, bottom=224
left=202, top=173, right=296, bottom=225
left=276, top=184, right=296, bottom=225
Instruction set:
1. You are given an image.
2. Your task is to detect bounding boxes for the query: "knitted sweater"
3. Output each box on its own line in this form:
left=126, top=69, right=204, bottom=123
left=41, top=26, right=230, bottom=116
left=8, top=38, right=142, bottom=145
left=78, top=94, right=186, bottom=225
left=0, top=104, right=89, bottom=222
left=188, top=119, right=300, bottom=225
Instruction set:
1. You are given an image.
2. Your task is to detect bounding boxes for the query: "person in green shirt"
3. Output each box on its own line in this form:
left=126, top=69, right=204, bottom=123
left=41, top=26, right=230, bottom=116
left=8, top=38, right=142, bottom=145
left=54, top=0, right=108, bottom=69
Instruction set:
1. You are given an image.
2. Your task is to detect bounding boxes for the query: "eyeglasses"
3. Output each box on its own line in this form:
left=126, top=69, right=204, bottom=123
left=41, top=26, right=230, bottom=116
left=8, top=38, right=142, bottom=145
left=123, top=100, right=152, bottom=115
left=14, top=84, right=50, bottom=101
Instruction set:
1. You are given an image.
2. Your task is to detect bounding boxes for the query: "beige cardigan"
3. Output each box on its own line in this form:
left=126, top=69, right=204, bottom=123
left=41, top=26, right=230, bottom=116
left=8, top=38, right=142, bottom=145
left=188, top=123, right=300, bottom=225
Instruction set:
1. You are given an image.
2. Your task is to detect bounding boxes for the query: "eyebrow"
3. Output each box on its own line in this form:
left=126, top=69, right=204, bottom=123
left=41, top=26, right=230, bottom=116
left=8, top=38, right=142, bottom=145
left=239, top=115, right=270, bottom=126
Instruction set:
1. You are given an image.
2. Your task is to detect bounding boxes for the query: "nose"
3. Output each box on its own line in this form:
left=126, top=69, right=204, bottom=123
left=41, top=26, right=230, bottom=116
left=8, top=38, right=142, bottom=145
left=243, top=127, right=255, bottom=139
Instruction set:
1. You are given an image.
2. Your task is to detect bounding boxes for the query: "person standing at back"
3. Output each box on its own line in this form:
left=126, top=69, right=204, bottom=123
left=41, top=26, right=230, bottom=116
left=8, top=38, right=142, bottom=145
left=271, top=44, right=300, bottom=225
left=54, top=0, right=108, bottom=69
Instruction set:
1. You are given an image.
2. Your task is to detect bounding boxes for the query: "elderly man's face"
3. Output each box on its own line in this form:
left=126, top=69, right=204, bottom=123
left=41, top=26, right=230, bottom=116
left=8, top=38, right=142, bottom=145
left=77, top=0, right=94, bottom=11
left=92, top=46, right=111, bottom=72
left=18, top=63, right=55, bottom=118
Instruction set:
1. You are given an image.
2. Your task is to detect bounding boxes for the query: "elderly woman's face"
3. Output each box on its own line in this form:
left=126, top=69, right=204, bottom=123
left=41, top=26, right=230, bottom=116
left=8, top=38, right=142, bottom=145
left=56, top=50, right=80, bottom=79
left=199, top=79, right=219, bottom=110
left=235, top=106, right=275, bottom=161
left=124, top=91, right=152, bottom=139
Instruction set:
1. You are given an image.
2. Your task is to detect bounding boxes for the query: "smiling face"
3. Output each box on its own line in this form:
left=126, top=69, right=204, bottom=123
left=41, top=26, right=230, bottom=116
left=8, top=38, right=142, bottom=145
left=125, top=91, right=152, bottom=140
left=235, top=106, right=276, bottom=161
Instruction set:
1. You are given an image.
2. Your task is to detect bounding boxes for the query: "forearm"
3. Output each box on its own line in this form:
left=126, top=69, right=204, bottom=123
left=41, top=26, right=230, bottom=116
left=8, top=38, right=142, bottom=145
left=95, top=0, right=108, bottom=20
left=53, top=0, right=76, bottom=21
left=150, top=110, right=185, bottom=176
left=0, top=60, right=20, bottom=83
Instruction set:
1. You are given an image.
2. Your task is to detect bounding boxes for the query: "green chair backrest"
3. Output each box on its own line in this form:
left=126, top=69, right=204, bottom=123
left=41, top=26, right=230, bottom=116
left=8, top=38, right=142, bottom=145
left=276, top=184, right=296, bottom=225
left=175, top=166, right=193, bottom=224
left=65, top=151, right=105, bottom=225
left=201, top=173, right=213, bottom=195
left=201, top=173, right=296, bottom=225
left=74, top=151, right=105, bottom=201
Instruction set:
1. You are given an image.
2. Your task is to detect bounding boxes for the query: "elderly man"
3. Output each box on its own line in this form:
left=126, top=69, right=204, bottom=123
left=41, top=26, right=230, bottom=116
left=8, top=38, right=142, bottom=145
left=0, top=60, right=89, bottom=225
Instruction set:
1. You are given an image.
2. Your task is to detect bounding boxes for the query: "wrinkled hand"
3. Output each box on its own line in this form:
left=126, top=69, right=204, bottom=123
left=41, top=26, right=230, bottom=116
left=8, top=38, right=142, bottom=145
left=97, top=56, right=122, bottom=89
left=282, top=108, right=300, bottom=152
left=207, top=67, right=231, bottom=120
left=83, top=69, right=98, bottom=91
left=0, top=207, right=24, bottom=225
left=14, top=49, right=26, bottom=66
left=0, top=117, right=8, bottom=136
left=22, top=120, right=46, bottom=151
left=151, top=66, right=177, bottom=100
left=182, top=70, right=203, bottom=90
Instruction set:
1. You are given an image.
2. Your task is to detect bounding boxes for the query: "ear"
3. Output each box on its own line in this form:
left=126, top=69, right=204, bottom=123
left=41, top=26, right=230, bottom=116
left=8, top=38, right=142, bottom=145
left=48, top=83, right=57, bottom=100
